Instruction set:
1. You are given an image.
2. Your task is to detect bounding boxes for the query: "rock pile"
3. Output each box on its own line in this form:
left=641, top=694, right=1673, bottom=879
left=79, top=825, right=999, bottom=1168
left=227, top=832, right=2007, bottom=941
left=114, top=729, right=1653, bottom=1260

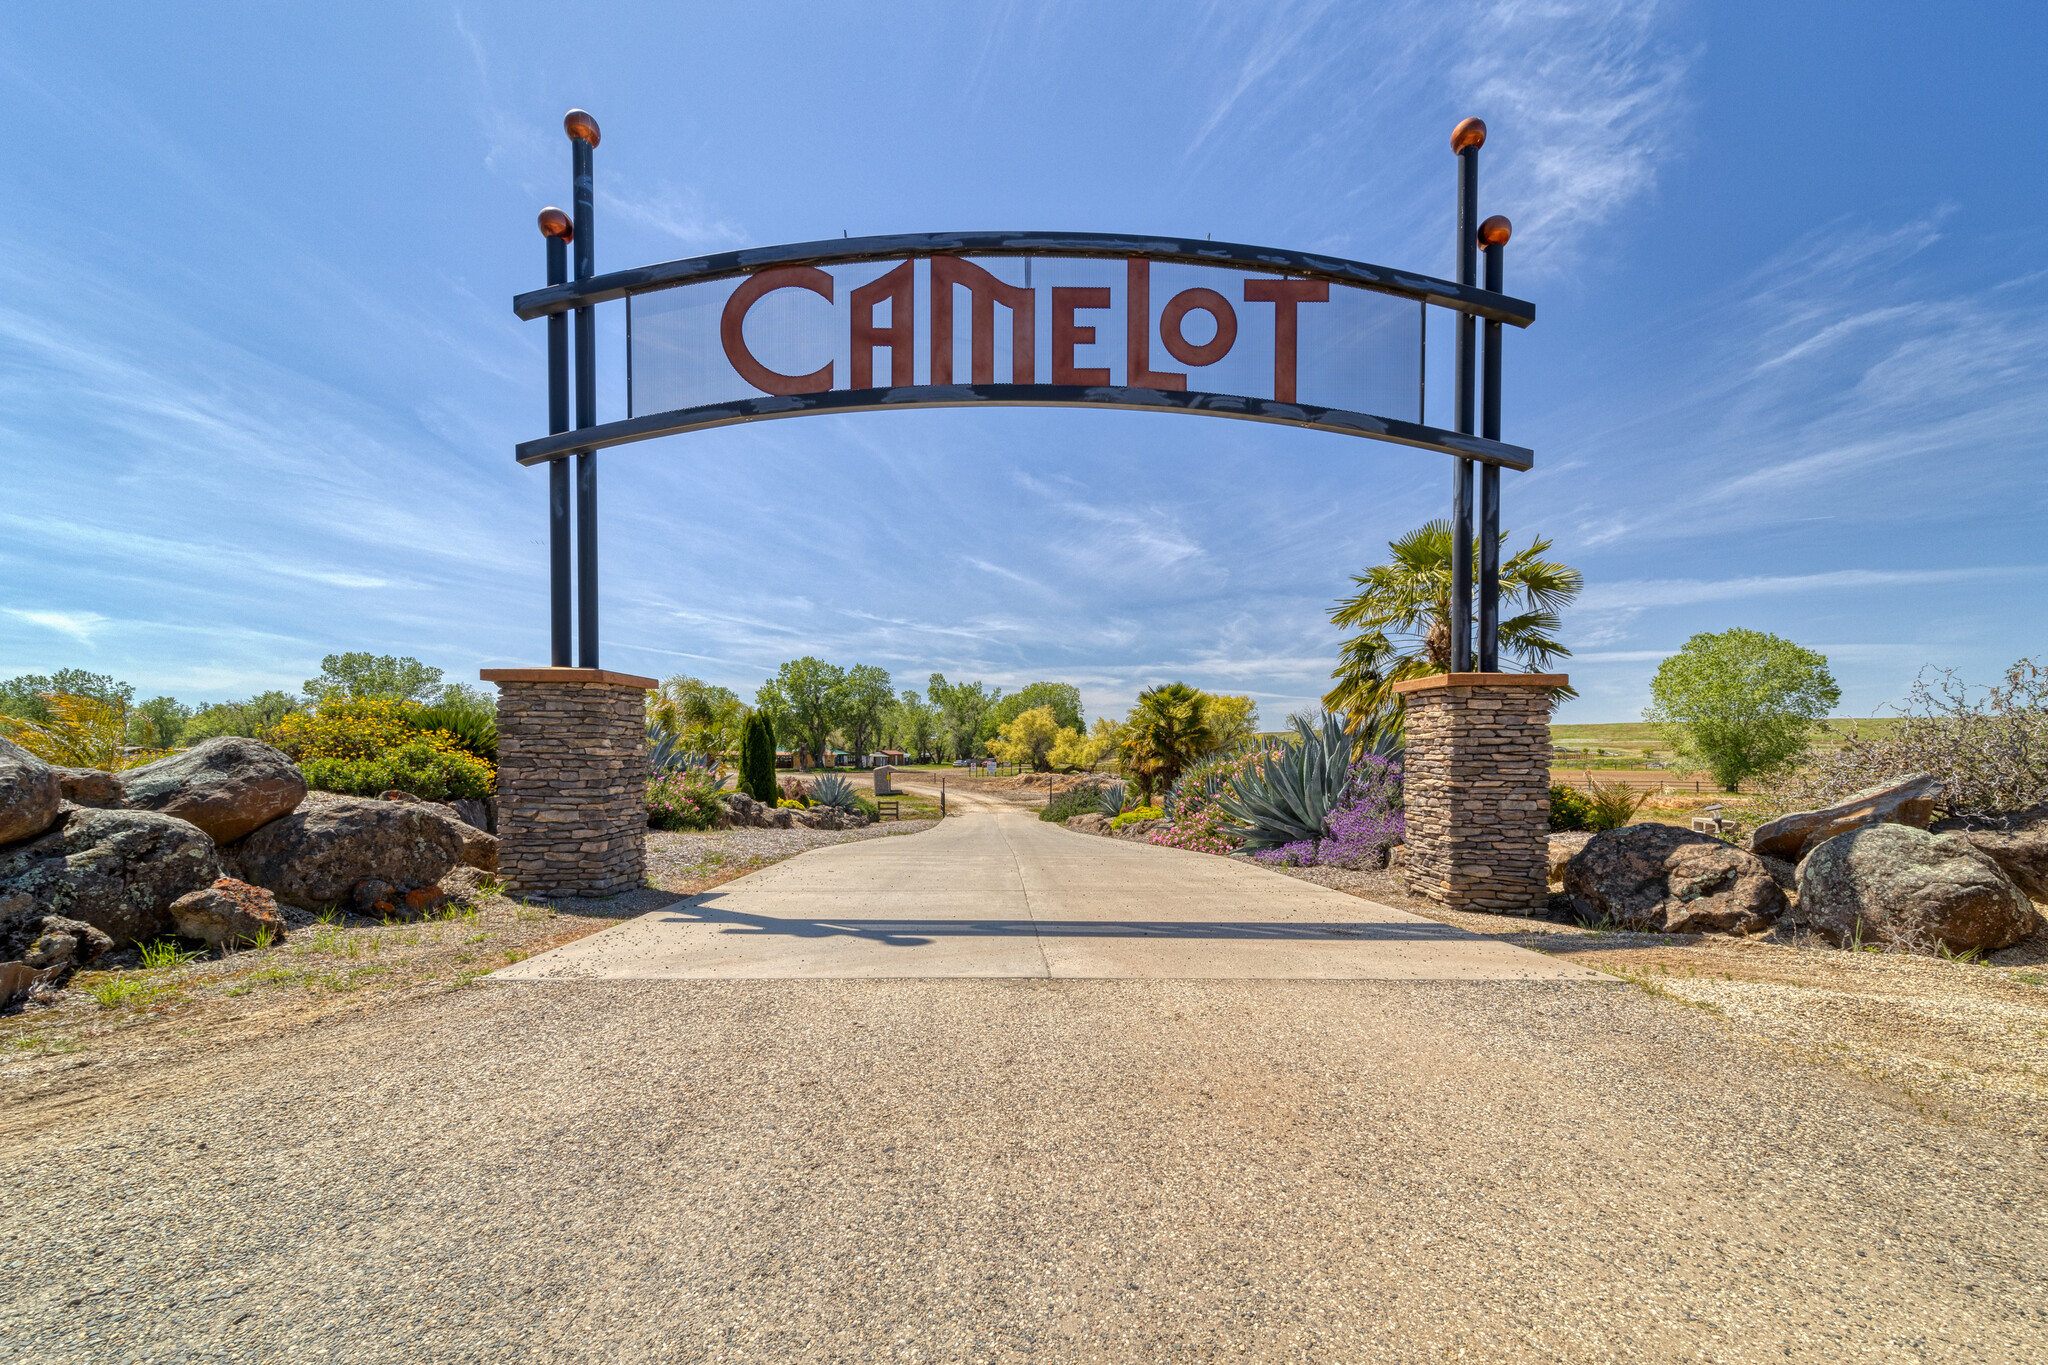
left=0, top=735, right=504, bottom=1011
left=720, top=791, right=870, bottom=831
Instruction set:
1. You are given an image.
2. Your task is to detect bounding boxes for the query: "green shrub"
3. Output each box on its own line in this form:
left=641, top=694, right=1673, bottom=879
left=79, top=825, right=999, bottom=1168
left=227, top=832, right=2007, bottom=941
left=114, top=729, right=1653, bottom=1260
left=740, top=712, right=778, bottom=803
left=268, top=698, right=495, bottom=800
left=1582, top=774, right=1651, bottom=831
left=1109, top=804, right=1164, bottom=831
left=853, top=794, right=880, bottom=821
left=411, top=701, right=497, bottom=760
left=1549, top=784, right=1595, bottom=832
left=647, top=772, right=725, bottom=830
left=1041, top=782, right=1106, bottom=823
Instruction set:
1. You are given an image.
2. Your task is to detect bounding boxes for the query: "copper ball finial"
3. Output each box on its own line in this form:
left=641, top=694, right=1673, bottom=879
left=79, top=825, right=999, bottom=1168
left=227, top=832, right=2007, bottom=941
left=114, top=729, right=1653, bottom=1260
left=564, top=108, right=601, bottom=147
left=1451, top=117, right=1487, bottom=153
left=538, top=207, right=573, bottom=241
left=1478, top=214, right=1512, bottom=247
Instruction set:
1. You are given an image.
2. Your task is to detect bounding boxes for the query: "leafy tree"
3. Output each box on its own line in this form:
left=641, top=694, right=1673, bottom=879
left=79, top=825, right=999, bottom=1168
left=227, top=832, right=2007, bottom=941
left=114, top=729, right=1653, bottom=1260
left=928, top=673, right=999, bottom=761
left=127, top=696, right=194, bottom=748
left=890, top=690, right=941, bottom=761
left=1048, top=722, right=1115, bottom=772
left=1324, top=520, right=1580, bottom=719
left=649, top=674, right=748, bottom=768
left=1120, top=683, right=1214, bottom=803
left=1, top=694, right=153, bottom=770
left=303, top=653, right=444, bottom=704
left=183, top=690, right=303, bottom=742
left=1644, top=629, right=1841, bottom=790
left=764, top=657, right=845, bottom=768
left=1200, top=694, right=1260, bottom=750
left=980, top=681, right=1084, bottom=740
left=986, top=705, right=1077, bottom=772
left=0, top=669, right=134, bottom=725
left=838, top=664, right=895, bottom=761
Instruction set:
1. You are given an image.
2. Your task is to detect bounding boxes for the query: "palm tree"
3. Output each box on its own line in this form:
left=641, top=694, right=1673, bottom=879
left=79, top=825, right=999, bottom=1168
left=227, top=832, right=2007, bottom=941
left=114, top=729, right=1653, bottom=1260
left=1324, top=520, right=1581, bottom=720
left=1120, top=682, right=1215, bottom=803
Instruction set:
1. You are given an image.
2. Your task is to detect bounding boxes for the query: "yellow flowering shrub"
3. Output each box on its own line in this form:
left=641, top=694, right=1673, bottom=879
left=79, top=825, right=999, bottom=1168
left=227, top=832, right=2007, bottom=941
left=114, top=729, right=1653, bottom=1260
left=265, top=699, right=495, bottom=801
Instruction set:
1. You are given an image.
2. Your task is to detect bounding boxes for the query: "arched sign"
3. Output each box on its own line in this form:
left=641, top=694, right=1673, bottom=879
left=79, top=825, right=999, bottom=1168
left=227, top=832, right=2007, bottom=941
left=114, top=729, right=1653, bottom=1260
left=514, top=230, right=1533, bottom=470
left=518, top=110, right=1528, bottom=681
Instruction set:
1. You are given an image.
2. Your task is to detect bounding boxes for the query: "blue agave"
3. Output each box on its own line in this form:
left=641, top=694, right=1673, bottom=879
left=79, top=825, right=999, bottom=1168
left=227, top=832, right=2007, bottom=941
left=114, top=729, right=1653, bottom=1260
left=809, top=773, right=858, bottom=810
left=646, top=720, right=690, bottom=774
left=1213, top=711, right=1358, bottom=851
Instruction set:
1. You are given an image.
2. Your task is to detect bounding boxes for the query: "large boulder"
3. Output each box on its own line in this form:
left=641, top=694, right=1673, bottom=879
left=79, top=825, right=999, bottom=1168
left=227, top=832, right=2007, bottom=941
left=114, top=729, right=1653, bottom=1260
left=1747, top=773, right=1940, bottom=862
left=1066, top=813, right=1110, bottom=836
left=0, top=808, right=220, bottom=946
left=1791, top=823, right=2041, bottom=954
left=1930, top=803, right=2048, bottom=903
left=1547, top=831, right=1594, bottom=883
left=168, top=878, right=287, bottom=948
left=118, top=737, right=307, bottom=843
left=1562, top=824, right=1786, bottom=935
left=374, top=790, right=497, bottom=870
left=223, top=795, right=463, bottom=911
left=0, top=737, right=62, bottom=845
left=53, top=767, right=123, bottom=809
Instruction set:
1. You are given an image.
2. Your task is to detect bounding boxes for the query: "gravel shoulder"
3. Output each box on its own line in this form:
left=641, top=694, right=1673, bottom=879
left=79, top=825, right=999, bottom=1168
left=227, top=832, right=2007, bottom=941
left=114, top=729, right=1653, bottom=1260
left=1264, top=861, right=2048, bottom=1145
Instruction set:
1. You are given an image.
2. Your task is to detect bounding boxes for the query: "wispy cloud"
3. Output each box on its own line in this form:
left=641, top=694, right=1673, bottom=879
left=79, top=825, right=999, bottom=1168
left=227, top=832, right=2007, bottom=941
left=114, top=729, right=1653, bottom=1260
left=4, top=609, right=110, bottom=644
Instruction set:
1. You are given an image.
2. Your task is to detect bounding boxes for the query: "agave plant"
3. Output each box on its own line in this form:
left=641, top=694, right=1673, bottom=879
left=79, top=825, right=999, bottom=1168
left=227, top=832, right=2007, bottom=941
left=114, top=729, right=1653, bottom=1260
left=809, top=773, right=858, bottom=811
left=646, top=720, right=691, bottom=774
left=1097, top=780, right=1127, bottom=818
left=1213, top=711, right=1356, bottom=851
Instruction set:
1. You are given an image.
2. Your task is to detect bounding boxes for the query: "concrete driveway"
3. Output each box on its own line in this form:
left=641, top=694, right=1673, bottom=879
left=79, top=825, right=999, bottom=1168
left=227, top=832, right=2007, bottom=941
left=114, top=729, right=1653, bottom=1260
left=497, top=799, right=1601, bottom=983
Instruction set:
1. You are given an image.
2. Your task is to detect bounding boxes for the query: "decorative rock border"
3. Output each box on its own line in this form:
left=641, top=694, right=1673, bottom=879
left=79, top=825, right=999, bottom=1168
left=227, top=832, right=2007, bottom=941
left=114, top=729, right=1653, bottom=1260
left=1392, top=672, right=1565, bottom=915
left=482, top=667, right=656, bottom=899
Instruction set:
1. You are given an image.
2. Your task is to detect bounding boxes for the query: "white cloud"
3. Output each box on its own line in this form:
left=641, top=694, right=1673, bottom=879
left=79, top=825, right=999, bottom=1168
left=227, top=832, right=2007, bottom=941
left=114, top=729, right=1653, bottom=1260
left=4, top=609, right=110, bottom=644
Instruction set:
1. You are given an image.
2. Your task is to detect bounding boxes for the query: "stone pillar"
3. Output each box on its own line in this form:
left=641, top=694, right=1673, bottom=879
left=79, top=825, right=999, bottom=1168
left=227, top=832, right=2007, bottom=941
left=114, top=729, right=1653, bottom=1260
left=1392, top=672, right=1565, bottom=915
left=480, top=667, right=656, bottom=900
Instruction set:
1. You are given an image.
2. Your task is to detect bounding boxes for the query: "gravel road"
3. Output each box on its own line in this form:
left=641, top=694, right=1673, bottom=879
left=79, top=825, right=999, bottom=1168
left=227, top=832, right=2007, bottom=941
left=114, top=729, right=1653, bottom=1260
left=5, top=966, right=2045, bottom=1361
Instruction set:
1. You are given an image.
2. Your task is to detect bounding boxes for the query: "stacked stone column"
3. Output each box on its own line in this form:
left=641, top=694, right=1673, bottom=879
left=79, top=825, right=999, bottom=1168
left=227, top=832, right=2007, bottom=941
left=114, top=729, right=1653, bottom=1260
left=480, top=667, right=655, bottom=900
left=1393, top=672, right=1564, bottom=915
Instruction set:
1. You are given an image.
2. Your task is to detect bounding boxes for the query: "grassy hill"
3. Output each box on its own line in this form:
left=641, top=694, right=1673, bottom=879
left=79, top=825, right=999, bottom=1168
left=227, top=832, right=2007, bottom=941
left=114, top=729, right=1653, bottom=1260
left=1549, top=719, right=1906, bottom=767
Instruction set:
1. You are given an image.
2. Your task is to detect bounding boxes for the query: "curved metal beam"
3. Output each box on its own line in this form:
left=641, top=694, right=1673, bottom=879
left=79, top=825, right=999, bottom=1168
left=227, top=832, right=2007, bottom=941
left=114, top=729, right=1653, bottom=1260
left=513, top=385, right=1534, bottom=470
left=511, top=230, right=1536, bottom=327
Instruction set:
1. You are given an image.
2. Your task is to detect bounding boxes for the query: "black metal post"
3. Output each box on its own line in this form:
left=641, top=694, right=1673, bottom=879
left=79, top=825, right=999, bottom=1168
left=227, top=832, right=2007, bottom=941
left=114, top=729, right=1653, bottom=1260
left=1478, top=215, right=1510, bottom=673
left=568, top=110, right=600, bottom=670
left=540, top=210, right=573, bottom=668
left=1450, top=118, right=1484, bottom=674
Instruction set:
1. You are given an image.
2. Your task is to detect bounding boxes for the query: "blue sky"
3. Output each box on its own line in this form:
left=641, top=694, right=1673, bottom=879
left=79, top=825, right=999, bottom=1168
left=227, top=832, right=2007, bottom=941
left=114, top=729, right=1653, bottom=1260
left=3, top=1, right=2043, bottom=724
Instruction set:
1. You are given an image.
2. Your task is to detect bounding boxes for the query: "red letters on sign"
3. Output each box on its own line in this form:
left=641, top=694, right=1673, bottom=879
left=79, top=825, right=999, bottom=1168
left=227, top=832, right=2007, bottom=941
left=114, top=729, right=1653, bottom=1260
left=720, top=267, right=835, bottom=395
left=1051, top=287, right=1112, bottom=386
left=1242, top=278, right=1329, bottom=404
left=1159, top=287, right=1237, bottom=369
left=850, top=261, right=915, bottom=389
left=931, top=258, right=1035, bottom=385
left=1124, top=260, right=1186, bottom=391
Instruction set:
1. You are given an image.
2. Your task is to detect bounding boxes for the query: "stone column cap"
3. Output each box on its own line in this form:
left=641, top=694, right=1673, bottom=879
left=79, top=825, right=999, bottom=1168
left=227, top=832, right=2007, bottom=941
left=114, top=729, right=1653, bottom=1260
left=1392, top=672, right=1568, bottom=694
left=480, top=666, right=658, bottom=690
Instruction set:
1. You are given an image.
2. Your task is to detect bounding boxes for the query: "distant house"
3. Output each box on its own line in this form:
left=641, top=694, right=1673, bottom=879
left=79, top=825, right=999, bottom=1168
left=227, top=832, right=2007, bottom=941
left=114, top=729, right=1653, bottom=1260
left=878, top=749, right=906, bottom=767
left=774, top=749, right=796, bottom=770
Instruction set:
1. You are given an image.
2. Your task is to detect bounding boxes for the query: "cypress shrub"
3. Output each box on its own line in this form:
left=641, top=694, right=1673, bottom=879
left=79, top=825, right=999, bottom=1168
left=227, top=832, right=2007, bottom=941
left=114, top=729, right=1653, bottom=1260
left=743, top=712, right=778, bottom=803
